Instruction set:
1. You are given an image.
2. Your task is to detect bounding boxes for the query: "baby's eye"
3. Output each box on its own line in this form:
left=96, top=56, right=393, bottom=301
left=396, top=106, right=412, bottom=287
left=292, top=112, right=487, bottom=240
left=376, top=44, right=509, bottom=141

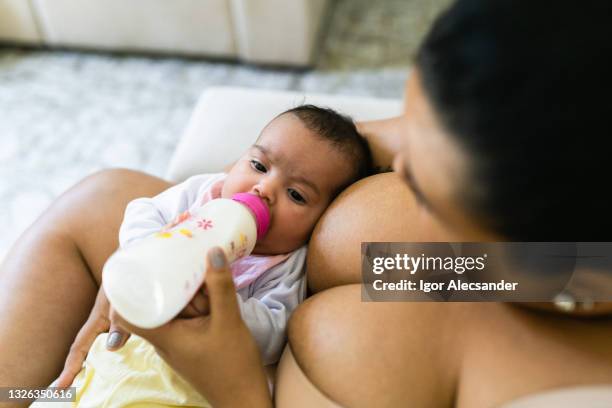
left=288, top=188, right=306, bottom=204
left=250, top=159, right=267, bottom=173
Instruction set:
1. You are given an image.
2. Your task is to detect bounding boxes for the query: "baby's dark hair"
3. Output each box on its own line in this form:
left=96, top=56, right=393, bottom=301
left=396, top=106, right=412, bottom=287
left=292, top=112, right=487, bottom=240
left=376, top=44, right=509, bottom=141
left=282, top=104, right=373, bottom=195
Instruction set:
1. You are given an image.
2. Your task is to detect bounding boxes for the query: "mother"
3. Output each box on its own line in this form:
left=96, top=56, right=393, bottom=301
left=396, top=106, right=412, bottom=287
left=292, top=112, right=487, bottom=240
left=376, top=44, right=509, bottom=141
left=2, top=0, right=612, bottom=406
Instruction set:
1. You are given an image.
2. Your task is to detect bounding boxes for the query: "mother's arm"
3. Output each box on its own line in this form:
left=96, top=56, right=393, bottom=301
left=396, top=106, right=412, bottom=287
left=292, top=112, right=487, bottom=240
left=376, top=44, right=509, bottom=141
left=0, top=169, right=171, bottom=404
left=0, top=166, right=272, bottom=407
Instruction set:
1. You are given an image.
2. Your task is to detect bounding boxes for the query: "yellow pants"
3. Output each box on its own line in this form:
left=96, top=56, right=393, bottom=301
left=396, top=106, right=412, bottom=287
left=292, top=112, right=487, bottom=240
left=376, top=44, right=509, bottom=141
left=33, top=333, right=210, bottom=408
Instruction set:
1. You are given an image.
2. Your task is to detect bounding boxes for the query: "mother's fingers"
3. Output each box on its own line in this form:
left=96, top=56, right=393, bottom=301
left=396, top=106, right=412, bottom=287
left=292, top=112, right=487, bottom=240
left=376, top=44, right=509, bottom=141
left=110, top=307, right=197, bottom=357
left=191, top=289, right=210, bottom=315
left=205, top=248, right=241, bottom=325
left=111, top=311, right=164, bottom=342
left=178, top=302, right=202, bottom=318
left=55, top=309, right=109, bottom=389
left=106, top=307, right=131, bottom=350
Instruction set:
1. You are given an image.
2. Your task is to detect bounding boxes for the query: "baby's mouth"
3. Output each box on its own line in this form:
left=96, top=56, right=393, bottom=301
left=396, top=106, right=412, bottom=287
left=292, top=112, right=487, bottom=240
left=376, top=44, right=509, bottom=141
left=237, top=192, right=271, bottom=240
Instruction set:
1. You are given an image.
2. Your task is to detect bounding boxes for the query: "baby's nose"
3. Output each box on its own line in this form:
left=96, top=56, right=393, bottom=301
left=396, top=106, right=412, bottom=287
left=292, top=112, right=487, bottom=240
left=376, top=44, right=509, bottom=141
left=251, top=185, right=273, bottom=207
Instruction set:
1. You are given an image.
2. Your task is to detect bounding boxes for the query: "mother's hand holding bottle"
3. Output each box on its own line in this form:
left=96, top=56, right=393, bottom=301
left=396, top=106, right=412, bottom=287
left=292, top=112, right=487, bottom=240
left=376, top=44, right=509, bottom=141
left=113, top=247, right=273, bottom=408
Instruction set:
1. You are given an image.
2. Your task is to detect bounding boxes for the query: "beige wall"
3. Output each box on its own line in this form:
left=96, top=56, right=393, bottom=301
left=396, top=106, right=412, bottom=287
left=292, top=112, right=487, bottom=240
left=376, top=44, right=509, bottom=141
left=0, top=0, right=330, bottom=65
left=230, top=0, right=328, bottom=65
left=32, top=0, right=236, bottom=56
left=0, top=0, right=42, bottom=43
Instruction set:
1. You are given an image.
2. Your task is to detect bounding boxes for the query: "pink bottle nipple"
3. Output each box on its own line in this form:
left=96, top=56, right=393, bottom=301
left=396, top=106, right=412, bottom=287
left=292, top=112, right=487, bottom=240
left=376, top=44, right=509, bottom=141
left=231, top=193, right=270, bottom=240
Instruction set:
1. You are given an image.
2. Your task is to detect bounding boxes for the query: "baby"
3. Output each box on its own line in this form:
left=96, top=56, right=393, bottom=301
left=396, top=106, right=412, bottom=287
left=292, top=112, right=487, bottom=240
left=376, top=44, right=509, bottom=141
left=35, top=104, right=372, bottom=407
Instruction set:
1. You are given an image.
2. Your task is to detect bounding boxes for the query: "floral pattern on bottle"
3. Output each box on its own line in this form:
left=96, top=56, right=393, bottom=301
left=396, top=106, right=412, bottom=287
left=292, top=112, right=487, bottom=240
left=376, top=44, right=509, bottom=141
left=235, top=233, right=249, bottom=258
left=179, top=229, right=193, bottom=238
left=156, top=210, right=193, bottom=239
left=197, top=218, right=213, bottom=230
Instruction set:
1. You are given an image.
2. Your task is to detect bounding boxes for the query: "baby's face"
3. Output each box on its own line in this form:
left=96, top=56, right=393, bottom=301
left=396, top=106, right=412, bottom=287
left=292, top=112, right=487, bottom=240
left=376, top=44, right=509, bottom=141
left=222, top=113, right=354, bottom=255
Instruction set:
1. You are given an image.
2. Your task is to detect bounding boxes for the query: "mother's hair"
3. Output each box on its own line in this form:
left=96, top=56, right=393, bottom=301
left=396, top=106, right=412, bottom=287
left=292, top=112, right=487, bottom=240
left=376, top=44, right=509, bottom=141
left=416, top=0, right=611, bottom=240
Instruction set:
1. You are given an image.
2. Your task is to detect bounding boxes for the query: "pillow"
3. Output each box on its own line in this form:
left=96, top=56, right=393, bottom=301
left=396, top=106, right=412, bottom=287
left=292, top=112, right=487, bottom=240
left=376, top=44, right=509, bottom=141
left=166, top=86, right=403, bottom=182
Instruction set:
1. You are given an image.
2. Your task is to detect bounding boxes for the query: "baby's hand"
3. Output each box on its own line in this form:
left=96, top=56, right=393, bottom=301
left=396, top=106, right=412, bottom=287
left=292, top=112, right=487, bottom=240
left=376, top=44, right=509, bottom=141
left=178, top=283, right=210, bottom=318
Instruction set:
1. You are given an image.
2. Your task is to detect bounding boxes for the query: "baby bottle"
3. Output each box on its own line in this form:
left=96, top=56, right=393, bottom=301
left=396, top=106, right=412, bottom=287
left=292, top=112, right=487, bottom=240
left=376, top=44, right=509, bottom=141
left=102, top=193, right=270, bottom=329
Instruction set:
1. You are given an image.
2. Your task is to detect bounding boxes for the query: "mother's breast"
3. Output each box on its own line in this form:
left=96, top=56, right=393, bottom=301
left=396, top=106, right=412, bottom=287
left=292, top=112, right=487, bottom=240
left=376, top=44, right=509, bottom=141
left=282, top=285, right=460, bottom=408
left=277, top=173, right=458, bottom=406
left=306, top=172, right=449, bottom=293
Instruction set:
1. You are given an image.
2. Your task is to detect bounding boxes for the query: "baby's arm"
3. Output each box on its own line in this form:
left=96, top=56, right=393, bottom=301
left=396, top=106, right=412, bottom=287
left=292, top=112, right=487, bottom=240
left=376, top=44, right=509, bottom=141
left=236, top=247, right=307, bottom=365
left=119, top=174, right=224, bottom=248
